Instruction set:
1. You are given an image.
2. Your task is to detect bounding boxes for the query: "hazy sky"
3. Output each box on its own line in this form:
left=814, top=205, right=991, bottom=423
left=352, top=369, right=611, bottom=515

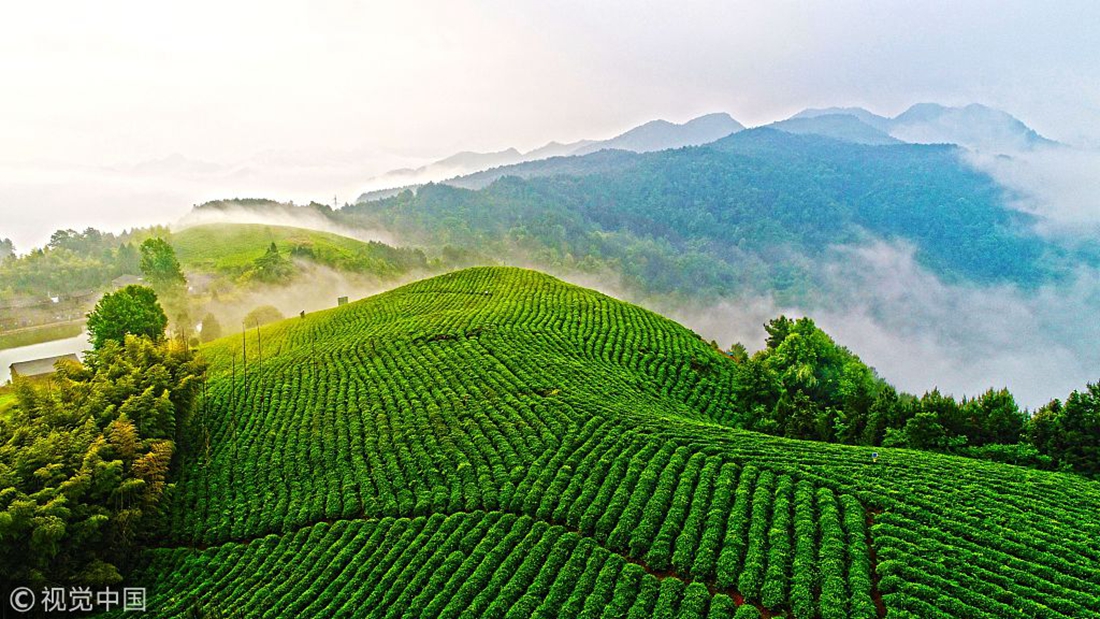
left=2, top=0, right=1100, bottom=248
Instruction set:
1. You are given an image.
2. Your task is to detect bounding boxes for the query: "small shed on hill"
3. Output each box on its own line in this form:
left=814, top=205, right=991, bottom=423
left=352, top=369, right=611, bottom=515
left=9, top=353, right=80, bottom=378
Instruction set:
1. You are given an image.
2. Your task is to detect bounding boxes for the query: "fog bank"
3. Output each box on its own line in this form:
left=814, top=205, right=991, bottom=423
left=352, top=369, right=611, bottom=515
left=0, top=149, right=420, bottom=252
left=654, top=241, right=1098, bottom=410
left=532, top=235, right=1094, bottom=411
left=175, top=204, right=399, bottom=248
left=964, top=146, right=1100, bottom=234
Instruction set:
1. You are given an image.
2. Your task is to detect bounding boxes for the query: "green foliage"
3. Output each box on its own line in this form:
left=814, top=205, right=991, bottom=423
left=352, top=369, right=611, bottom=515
left=760, top=475, right=792, bottom=609
left=816, top=487, right=848, bottom=619
left=763, top=316, right=796, bottom=350
left=0, top=336, right=204, bottom=588
left=790, top=480, right=816, bottom=619
left=0, top=227, right=156, bottom=303
left=956, top=442, right=1053, bottom=469
left=884, top=411, right=949, bottom=450
left=736, top=470, right=774, bottom=598
left=246, top=242, right=296, bottom=284
left=78, top=267, right=1100, bottom=617
left=86, top=285, right=168, bottom=350
left=242, top=305, right=285, bottom=329
left=963, top=388, right=1025, bottom=446
left=169, top=223, right=430, bottom=280
left=139, top=237, right=187, bottom=292
left=199, top=313, right=223, bottom=343
left=0, top=237, right=13, bottom=262
left=1030, top=383, right=1100, bottom=477
left=0, top=389, right=15, bottom=414
left=729, top=316, right=1096, bottom=479
left=734, top=316, right=881, bottom=444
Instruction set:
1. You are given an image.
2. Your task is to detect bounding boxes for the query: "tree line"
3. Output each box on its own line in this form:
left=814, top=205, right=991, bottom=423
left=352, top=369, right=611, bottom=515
left=729, top=316, right=1099, bottom=478
left=0, top=227, right=168, bottom=303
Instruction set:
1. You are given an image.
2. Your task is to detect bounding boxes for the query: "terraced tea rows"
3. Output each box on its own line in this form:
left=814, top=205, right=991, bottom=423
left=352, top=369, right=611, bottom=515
left=104, top=267, right=1100, bottom=617
left=119, top=494, right=870, bottom=619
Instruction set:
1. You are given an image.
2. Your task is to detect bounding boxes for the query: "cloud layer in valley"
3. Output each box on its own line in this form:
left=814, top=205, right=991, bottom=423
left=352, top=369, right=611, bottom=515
left=0, top=152, right=410, bottom=251
left=964, top=146, right=1100, bottom=234
left=644, top=241, right=1099, bottom=411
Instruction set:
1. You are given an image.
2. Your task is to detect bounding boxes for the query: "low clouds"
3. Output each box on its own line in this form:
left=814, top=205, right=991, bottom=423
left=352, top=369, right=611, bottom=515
left=810, top=242, right=1098, bottom=409
left=175, top=204, right=398, bottom=248
left=0, top=149, right=414, bottom=251
left=651, top=241, right=1099, bottom=410
left=964, top=146, right=1100, bottom=233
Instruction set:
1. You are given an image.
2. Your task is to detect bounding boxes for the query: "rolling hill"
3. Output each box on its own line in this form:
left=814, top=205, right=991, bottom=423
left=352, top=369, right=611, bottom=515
left=102, top=267, right=1100, bottom=618
left=170, top=223, right=429, bottom=279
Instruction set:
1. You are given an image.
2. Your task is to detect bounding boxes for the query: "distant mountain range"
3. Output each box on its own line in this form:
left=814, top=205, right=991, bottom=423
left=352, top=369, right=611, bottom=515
left=358, top=113, right=744, bottom=198
left=792, top=102, right=1057, bottom=152
left=343, top=126, right=1074, bottom=301
left=768, top=114, right=902, bottom=146
left=570, top=112, right=745, bottom=155
left=357, top=103, right=1056, bottom=201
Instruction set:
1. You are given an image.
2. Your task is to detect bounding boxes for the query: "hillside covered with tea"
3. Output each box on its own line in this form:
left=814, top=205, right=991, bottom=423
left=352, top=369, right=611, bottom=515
left=95, top=267, right=1100, bottom=618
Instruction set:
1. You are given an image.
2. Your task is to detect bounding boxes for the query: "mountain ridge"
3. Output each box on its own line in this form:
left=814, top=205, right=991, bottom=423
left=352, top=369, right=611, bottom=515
left=791, top=102, right=1056, bottom=151
left=356, top=102, right=1054, bottom=202
left=357, top=112, right=743, bottom=199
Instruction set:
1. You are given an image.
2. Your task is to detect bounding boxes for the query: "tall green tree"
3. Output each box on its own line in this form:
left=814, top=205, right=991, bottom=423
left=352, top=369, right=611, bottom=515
left=139, top=237, right=187, bottom=292
left=734, top=316, right=880, bottom=443
left=1029, top=383, right=1100, bottom=478
left=86, top=285, right=168, bottom=350
left=115, top=242, right=140, bottom=274
left=249, top=242, right=295, bottom=283
left=199, top=312, right=223, bottom=343
left=763, top=316, right=796, bottom=350
left=242, top=305, right=285, bottom=328
left=883, top=411, right=949, bottom=450
left=964, top=388, right=1024, bottom=446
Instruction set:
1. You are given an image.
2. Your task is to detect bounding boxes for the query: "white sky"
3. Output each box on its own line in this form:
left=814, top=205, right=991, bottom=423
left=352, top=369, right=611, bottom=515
left=2, top=0, right=1099, bottom=248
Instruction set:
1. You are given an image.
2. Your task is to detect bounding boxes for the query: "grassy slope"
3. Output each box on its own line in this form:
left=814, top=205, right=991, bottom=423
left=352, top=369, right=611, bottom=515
left=171, top=223, right=398, bottom=272
left=0, top=320, right=84, bottom=350
left=107, top=267, right=1100, bottom=618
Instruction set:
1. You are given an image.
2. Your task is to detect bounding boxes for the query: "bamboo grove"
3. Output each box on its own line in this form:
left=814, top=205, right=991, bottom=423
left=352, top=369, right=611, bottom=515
left=100, top=267, right=1100, bottom=617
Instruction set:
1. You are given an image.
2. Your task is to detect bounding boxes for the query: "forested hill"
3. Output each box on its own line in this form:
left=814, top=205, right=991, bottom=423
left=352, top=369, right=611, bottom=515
left=342, top=129, right=1068, bottom=299
left=106, top=267, right=1100, bottom=618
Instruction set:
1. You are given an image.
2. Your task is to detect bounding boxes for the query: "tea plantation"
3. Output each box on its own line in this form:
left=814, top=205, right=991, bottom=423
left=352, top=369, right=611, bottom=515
left=171, top=223, right=427, bottom=277
left=105, top=267, right=1100, bottom=617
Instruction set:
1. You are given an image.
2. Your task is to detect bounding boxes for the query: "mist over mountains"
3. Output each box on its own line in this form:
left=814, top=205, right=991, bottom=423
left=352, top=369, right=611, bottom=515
left=358, top=112, right=745, bottom=195
left=336, top=103, right=1097, bottom=408
left=794, top=102, right=1057, bottom=152
left=357, top=102, right=1058, bottom=200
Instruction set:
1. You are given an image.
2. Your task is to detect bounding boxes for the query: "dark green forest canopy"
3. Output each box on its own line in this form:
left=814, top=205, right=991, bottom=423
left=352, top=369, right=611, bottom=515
left=342, top=129, right=1070, bottom=298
